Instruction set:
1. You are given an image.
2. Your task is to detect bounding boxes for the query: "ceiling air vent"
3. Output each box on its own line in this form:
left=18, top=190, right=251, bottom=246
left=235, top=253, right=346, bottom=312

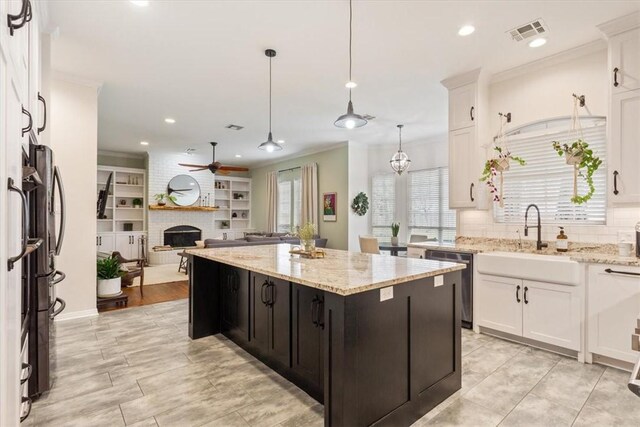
left=508, top=19, right=548, bottom=42
left=225, top=124, right=244, bottom=131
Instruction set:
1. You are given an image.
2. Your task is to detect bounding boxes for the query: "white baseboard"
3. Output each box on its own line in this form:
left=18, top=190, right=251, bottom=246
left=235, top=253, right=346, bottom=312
left=54, top=308, right=99, bottom=323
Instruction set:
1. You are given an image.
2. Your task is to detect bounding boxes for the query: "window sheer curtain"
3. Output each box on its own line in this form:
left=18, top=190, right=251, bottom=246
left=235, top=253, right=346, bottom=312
left=301, top=163, right=318, bottom=230
left=266, top=171, right=278, bottom=233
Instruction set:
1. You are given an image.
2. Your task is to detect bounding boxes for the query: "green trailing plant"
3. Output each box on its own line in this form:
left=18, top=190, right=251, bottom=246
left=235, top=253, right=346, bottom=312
left=479, top=146, right=525, bottom=202
left=552, top=139, right=602, bottom=204
left=391, top=222, right=400, bottom=237
left=351, top=192, right=369, bottom=216
left=97, top=256, right=123, bottom=280
left=154, top=193, right=177, bottom=205
left=298, top=222, right=316, bottom=241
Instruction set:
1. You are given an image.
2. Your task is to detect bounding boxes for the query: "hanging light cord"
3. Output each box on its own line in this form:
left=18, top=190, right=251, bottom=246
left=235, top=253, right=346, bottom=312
left=348, top=0, right=353, bottom=102
left=398, top=125, right=403, bottom=152
left=269, top=55, right=273, bottom=134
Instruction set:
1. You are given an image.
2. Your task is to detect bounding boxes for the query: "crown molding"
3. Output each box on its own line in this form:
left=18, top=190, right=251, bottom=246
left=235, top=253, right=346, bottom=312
left=98, top=150, right=146, bottom=160
left=53, top=71, right=104, bottom=94
left=441, top=68, right=482, bottom=90
left=597, top=11, right=640, bottom=39
left=249, top=141, right=348, bottom=170
left=490, top=39, right=607, bottom=84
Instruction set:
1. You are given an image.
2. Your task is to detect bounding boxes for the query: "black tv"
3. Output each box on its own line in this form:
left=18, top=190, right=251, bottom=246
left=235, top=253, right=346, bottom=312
left=97, top=172, right=113, bottom=219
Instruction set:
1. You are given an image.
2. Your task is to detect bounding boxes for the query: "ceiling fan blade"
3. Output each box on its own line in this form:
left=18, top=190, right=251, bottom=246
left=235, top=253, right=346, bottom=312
left=189, top=168, right=209, bottom=172
left=218, top=165, right=250, bottom=172
left=179, top=163, right=209, bottom=168
left=216, top=170, right=231, bottom=176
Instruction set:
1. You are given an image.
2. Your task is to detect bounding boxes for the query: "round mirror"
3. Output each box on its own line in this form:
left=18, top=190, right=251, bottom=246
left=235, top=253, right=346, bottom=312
left=167, top=175, right=201, bottom=206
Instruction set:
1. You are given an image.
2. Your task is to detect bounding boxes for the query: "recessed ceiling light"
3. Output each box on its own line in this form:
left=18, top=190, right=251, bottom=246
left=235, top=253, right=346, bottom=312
left=130, top=0, right=149, bottom=6
left=164, top=118, right=175, bottom=124
left=529, top=37, right=547, bottom=48
left=140, top=141, right=149, bottom=146
left=458, top=25, right=475, bottom=36
left=345, top=81, right=357, bottom=89
left=235, top=154, right=242, bottom=158
left=277, top=140, right=285, bottom=144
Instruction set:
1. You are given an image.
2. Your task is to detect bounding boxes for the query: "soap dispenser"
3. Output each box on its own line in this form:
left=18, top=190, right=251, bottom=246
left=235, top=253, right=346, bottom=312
left=556, top=227, right=568, bottom=253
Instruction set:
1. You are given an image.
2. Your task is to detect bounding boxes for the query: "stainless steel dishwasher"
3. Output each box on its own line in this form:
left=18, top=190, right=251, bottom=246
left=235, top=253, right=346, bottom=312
left=425, top=249, right=473, bottom=329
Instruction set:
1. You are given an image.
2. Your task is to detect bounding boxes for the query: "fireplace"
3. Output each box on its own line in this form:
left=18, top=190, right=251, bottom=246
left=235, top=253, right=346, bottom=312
left=164, top=225, right=202, bottom=248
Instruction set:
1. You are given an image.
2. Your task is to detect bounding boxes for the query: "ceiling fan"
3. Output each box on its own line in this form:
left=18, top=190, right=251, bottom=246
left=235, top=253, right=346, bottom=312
left=179, top=142, right=249, bottom=175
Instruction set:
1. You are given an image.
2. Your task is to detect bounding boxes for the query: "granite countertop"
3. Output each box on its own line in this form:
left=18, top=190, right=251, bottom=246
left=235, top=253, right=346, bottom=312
left=186, top=244, right=466, bottom=296
left=408, top=237, right=640, bottom=267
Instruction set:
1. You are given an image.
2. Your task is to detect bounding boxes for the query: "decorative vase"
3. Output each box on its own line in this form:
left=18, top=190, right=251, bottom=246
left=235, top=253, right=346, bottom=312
left=97, top=277, right=122, bottom=298
left=302, top=238, right=315, bottom=252
left=391, top=236, right=399, bottom=246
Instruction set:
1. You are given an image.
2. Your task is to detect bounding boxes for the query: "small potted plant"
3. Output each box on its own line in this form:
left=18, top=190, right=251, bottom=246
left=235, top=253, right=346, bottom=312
left=552, top=139, right=602, bottom=204
left=154, top=193, right=177, bottom=206
left=97, top=256, right=123, bottom=297
left=479, top=146, right=525, bottom=206
left=298, top=222, right=316, bottom=252
left=391, top=222, right=400, bottom=246
left=132, top=198, right=143, bottom=209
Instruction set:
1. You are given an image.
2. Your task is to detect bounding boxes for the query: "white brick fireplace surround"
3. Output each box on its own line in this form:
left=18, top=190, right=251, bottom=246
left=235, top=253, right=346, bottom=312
left=147, top=151, right=216, bottom=249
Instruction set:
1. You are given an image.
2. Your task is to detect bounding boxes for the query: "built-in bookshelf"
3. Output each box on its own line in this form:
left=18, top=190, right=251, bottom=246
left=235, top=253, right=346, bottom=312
left=213, top=176, right=252, bottom=237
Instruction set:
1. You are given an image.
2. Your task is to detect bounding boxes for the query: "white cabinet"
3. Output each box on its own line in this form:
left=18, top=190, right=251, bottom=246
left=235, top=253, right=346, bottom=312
left=609, top=89, right=640, bottom=204
left=587, top=264, right=640, bottom=364
left=115, top=232, right=145, bottom=260
left=448, top=83, right=476, bottom=131
left=610, top=28, right=640, bottom=93
left=477, top=274, right=581, bottom=351
left=96, top=233, right=115, bottom=253
left=522, top=280, right=581, bottom=351
left=407, top=246, right=425, bottom=259
left=477, top=275, right=522, bottom=336
left=448, top=127, right=477, bottom=209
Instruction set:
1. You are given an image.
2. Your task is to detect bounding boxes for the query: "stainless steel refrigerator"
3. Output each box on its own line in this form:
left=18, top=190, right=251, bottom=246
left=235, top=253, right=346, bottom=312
left=27, top=142, right=66, bottom=398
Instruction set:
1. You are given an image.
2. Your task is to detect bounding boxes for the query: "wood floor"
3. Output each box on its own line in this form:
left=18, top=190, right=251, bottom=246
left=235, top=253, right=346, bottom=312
left=98, top=280, right=189, bottom=312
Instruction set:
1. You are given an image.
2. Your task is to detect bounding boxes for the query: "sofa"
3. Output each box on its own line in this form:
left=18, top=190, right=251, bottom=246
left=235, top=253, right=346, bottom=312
left=204, top=232, right=328, bottom=249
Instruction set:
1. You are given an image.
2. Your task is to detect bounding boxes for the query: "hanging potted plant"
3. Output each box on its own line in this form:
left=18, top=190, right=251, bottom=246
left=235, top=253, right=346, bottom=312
left=479, top=113, right=525, bottom=207
left=390, top=222, right=400, bottom=246
left=97, top=256, right=124, bottom=297
left=551, top=95, right=603, bottom=205
left=552, top=140, right=602, bottom=204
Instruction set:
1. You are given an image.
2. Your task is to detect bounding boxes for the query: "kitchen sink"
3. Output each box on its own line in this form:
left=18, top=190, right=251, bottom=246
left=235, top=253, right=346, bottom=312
left=477, top=251, right=580, bottom=286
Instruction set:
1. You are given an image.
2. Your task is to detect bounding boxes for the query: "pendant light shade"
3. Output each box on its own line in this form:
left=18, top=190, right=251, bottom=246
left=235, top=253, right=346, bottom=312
left=390, top=124, right=411, bottom=175
left=259, top=49, right=283, bottom=152
left=335, top=0, right=366, bottom=129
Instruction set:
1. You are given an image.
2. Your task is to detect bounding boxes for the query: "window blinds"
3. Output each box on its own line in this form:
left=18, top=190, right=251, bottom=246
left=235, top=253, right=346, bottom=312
left=371, top=173, right=396, bottom=237
left=408, top=167, right=456, bottom=242
left=494, top=122, right=606, bottom=224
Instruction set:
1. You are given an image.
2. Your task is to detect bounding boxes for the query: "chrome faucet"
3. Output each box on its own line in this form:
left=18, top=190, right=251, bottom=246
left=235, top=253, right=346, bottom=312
left=524, top=204, right=548, bottom=251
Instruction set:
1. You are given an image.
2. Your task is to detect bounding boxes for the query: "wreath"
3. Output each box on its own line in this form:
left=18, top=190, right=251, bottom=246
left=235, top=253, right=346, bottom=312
left=351, top=192, right=369, bottom=216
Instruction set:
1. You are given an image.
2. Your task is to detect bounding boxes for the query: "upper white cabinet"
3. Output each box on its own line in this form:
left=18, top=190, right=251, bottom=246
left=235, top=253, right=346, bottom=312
left=587, top=264, right=640, bottom=364
left=448, top=83, right=477, bottom=131
left=609, top=89, right=640, bottom=203
left=600, top=13, right=640, bottom=205
left=610, top=27, right=640, bottom=93
left=441, top=69, right=487, bottom=210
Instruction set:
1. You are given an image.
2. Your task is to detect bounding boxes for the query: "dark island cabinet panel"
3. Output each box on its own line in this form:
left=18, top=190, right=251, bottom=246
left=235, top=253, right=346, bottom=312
left=220, top=265, right=250, bottom=344
left=251, top=272, right=271, bottom=353
left=291, top=284, right=324, bottom=402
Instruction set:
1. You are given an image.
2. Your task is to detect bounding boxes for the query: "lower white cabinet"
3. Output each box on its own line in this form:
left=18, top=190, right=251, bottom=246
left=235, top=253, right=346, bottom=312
left=115, top=232, right=146, bottom=259
left=96, top=233, right=115, bottom=253
left=587, top=264, right=640, bottom=364
left=477, top=274, right=581, bottom=351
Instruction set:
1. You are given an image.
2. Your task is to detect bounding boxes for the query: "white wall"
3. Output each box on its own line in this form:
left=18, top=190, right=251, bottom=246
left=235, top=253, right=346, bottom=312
left=458, top=47, right=640, bottom=243
left=367, top=137, right=448, bottom=242
left=147, top=151, right=216, bottom=247
left=348, top=141, right=369, bottom=251
left=51, top=77, right=100, bottom=320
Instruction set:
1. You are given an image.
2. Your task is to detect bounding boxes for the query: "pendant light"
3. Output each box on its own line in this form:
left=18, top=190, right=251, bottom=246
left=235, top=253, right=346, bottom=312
left=334, top=0, right=367, bottom=129
left=390, top=124, right=411, bottom=175
left=258, top=49, right=283, bottom=152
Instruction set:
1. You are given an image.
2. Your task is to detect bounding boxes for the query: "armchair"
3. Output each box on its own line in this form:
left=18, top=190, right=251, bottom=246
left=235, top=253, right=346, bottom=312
left=111, top=251, right=145, bottom=297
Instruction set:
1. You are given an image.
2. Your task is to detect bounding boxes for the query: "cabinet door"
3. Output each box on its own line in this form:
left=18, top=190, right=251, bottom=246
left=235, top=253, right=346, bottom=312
left=221, top=266, right=249, bottom=343
left=449, top=83, right=476, bottom=130
left=269, top=277, right=291, bottom=367
left=610, top=89, right=640, bottom=204
left=97, top=234, right=115, bottom=254
left=476, top=275, right=522, bottom=336
left=449, top=127, right=477, bottom=209
left=522, top=280, right=581, bottom=351
left=251, top=273, right=270, bottom=352
left=130, top=232, right=146, bottom=259
left=611, top=28, right=640, bottom=93
left=292, top=284, right=323, bottom=399
left=115, top=234, right=132, bottom=258
left=588, top=265, right=640, bottom=363
left=221, top=266, right=238, bottom=334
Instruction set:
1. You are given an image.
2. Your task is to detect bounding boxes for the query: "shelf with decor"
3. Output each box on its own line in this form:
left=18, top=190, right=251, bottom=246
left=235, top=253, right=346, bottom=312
left=213, top=176, right=252, bottom=236
left=97, top=166, right=147, bottom=253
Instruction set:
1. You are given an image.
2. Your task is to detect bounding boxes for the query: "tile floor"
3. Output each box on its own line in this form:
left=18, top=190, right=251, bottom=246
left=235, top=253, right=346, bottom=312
left=28, top=298, right=637, bottom=427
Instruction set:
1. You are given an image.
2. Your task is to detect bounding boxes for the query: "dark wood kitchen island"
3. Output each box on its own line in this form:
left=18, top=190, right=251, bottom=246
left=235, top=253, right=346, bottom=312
left=187, top=244, right=465, bottom=426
